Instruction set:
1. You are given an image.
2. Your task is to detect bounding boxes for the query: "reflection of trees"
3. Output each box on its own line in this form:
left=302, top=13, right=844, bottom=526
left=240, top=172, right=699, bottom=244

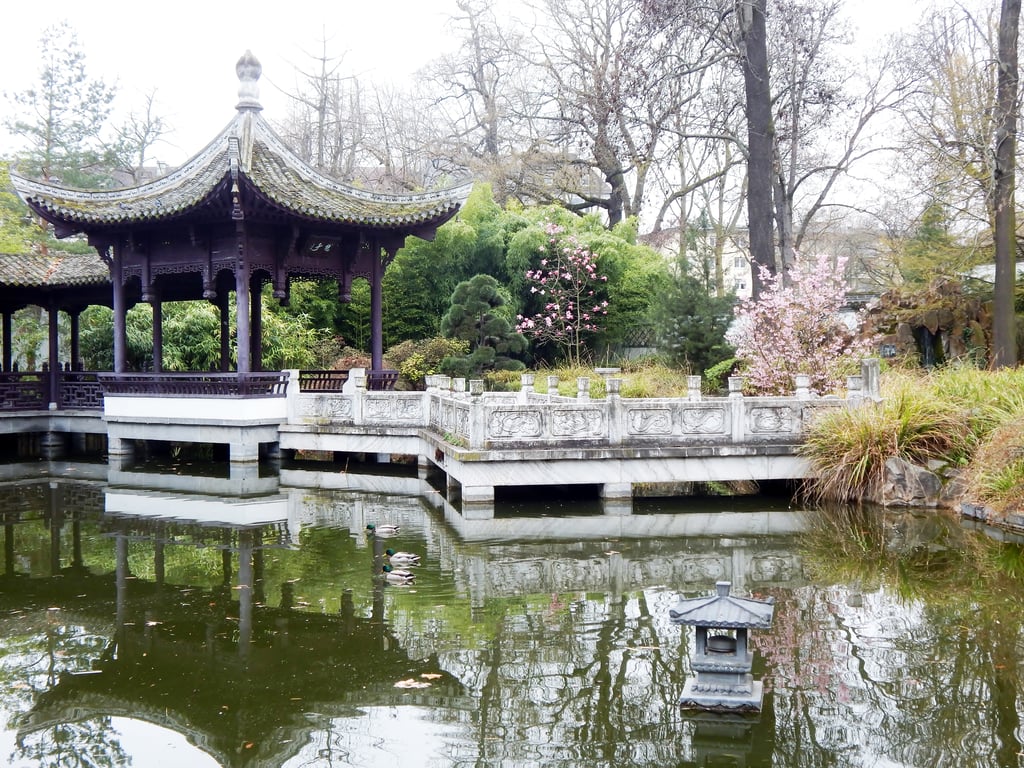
left=444, top=587, right=689, bottom=765
left=758, top=514, right=1024, bottom=768
left=16, top=719, right=129, bottom=768
left=0, top=615, right=127, bottom=768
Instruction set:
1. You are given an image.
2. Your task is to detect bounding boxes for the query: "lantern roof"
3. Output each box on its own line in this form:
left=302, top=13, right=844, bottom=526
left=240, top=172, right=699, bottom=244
left=668, top=581, right=775, bottom=630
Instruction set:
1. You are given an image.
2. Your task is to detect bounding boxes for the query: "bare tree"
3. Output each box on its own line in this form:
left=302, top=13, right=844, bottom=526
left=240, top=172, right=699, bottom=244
left=992, top=0, right=1020, bottom=367
left=419, top=0, right=534, bottom=200
left=525, top=0, right=716, bottom=227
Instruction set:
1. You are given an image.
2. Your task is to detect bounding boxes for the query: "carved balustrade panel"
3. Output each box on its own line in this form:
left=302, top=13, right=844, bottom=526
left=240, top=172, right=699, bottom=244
left=363, top=394, right=424, bottom=423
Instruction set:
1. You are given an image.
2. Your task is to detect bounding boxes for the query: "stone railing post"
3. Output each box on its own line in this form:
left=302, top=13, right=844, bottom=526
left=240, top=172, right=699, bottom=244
left=547, top=375, right=559, bottom=400
left=520, top=373, right=535, bottom=403
left=607, top=378, right=623, bottom=445
left=728, top=376, right=745, bottom=443
left=352, top=372, right=366, bottom=424
left=846, top=375, right=863, bottom=405
left=861, top=358, right=881, bottom=401
left=577, top=377, right=591, bottom=401
left=453, top=377, right=466, bottom=396
left=687, top=375, right=702, bottom=401
left=468, top=379, right=485, bottom=449
left=794, top=374, right=811, bottom=400
left=284, top=369, right=300, bottom=421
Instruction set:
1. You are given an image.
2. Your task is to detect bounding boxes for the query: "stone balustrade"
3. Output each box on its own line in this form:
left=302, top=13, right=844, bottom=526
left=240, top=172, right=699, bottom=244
left=287, top=360, right=880, bottom=452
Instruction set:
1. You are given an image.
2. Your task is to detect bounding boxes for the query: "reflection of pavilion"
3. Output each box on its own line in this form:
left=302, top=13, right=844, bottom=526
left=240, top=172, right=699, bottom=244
left=11, top=513, right=462, bottom=768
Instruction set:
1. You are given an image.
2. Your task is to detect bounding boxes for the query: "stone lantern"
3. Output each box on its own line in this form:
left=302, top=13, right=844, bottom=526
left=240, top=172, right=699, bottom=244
left=669, top=580, right=775, bottom=712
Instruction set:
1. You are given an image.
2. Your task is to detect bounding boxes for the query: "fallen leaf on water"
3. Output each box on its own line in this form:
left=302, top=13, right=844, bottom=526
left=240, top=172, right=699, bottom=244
left=394, top=678, right=432, bottom=689
left=420, top=673, right=442, bottom=680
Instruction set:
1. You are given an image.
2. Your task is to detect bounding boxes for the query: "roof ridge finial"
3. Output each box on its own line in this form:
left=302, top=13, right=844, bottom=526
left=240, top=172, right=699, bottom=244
left=236, top=50, right=263, bottom=111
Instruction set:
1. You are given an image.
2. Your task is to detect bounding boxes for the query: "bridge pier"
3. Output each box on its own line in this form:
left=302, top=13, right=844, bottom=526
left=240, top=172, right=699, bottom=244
left=601, top=482, right=633, bottom=516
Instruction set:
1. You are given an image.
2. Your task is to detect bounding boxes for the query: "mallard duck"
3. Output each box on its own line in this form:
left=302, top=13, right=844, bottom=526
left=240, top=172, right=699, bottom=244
left=385, top=548, right=421, bottom=566
left=382, top=564, right=416, bottom=584
left=366, top=523, right=400, bottom=537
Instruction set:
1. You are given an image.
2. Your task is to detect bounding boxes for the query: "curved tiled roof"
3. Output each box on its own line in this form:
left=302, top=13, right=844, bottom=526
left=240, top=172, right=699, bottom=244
left=668, top=581, right=775, bottom=629
left=0, top=250, right=109, bottom=288
left=10, top=57, right=472, bottom=234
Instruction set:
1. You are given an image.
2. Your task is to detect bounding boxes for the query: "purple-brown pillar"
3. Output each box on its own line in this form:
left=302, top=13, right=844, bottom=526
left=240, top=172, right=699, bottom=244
left=47, top=300, right=59, bottom=406
left=370, top=242, right=384, bottom=374
left=2, top=311, right=12, bottom=372
left=112, top=249, right=127, bottom=373
left=250, top=275, right=262, bottom=372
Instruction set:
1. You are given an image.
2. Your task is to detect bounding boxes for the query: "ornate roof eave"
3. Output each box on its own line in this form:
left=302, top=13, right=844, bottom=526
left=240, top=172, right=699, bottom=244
left=10, top=51, right=473, bottom=239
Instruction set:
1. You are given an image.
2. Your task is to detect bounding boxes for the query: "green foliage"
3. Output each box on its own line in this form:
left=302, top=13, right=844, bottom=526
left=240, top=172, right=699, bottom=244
left=703, top=357, right=738, bottom=393
left=440, top=274, right=526, bottom=376
left=649, top=258, right=735, bottom=374
left=5, top=21, right=117, bottom=186
left=385, top=336, right=470, bottom=388
left=0, top=163, right=38, bottom=253
left=801, top=371, right=975, bottom=504
left=79, top=294, right=324, bottom=371
left=898, top=201, right=981, bottom=287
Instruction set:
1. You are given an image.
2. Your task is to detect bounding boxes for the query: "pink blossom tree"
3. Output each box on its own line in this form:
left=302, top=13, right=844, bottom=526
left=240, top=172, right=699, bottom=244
left=515, top=223, right=609, bottom=367
left=728, top=253, right=874, bottom=395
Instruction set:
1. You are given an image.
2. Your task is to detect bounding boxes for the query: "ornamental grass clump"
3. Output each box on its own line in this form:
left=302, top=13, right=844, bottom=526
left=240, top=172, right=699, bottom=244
left=800, top=375, right=971, bottom=504
left=962, top=417, right=1024, bottom=514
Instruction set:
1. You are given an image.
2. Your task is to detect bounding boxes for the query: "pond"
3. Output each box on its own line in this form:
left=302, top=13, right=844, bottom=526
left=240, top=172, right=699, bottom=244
left=0, top=460, right=1021, bottom=767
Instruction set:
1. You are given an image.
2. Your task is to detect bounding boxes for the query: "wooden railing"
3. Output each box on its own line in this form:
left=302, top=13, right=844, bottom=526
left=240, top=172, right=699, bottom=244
left=297, top=369, right=399, bottom=392
left=98, top=372, right=290, bottom=397
left=367, top=369, right=399, bottom=391
left=298, top=370, right=349, bottom=392
left=0, top=372, right=48, bottom=410
left=60, top=371, right=104, bottom=409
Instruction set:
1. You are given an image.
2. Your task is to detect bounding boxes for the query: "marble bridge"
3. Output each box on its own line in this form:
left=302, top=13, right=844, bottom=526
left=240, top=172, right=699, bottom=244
left=280, top=361, right=880, bottom=518
left=0, top=360, right=880, bottom=520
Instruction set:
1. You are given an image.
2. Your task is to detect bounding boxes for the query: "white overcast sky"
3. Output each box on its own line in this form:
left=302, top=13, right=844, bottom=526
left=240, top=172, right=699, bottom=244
left=0, top=0, right=466, bottom=165
left=1, top=0, right=925, bottom=168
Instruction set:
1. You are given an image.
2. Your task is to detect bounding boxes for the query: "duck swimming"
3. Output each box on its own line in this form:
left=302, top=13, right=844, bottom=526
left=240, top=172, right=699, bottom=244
left=382, top=564, right=416, bottom=584
left=385, top=549, right=421, bottom=566
left=366, top=523, right=400, bottom=536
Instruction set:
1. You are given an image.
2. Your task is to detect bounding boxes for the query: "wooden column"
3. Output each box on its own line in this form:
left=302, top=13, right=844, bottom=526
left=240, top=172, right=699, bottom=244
left=235, top=228, right=251, bottom=374
left=250, top=275, right=262, bottom=372
left=47, top=299, right=59, bottom=406
left=151, top=298, right=162, bottom=373
left=112, top=249, right=127, bottom=373
left=2, top=311, right=11, bottom=372
left=370, top=240, right=384, bottom=373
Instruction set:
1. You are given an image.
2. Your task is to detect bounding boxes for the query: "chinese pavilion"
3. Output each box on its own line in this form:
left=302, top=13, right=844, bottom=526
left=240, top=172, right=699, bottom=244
left=11, top=51, right=472, bottom=382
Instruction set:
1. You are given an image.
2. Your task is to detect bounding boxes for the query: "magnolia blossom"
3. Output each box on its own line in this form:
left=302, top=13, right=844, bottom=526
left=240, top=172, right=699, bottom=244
left=515, top=223, right=610, bottom=367
left=729, top=253, right=876, bottom=395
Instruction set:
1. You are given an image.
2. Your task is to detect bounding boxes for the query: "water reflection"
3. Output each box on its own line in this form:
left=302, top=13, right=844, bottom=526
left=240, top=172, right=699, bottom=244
left=0, top=466, right=1019, bottom=767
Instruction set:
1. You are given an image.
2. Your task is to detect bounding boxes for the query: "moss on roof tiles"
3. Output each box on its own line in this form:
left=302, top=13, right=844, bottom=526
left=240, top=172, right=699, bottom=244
left=13, top=111, right=470, bottom=232
left=0, top=252, right=109, bottom=287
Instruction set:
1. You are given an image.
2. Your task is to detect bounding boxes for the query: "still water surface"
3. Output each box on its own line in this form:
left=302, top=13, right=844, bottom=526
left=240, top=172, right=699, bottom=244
left=0, top=463, right=1021, bottom=767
